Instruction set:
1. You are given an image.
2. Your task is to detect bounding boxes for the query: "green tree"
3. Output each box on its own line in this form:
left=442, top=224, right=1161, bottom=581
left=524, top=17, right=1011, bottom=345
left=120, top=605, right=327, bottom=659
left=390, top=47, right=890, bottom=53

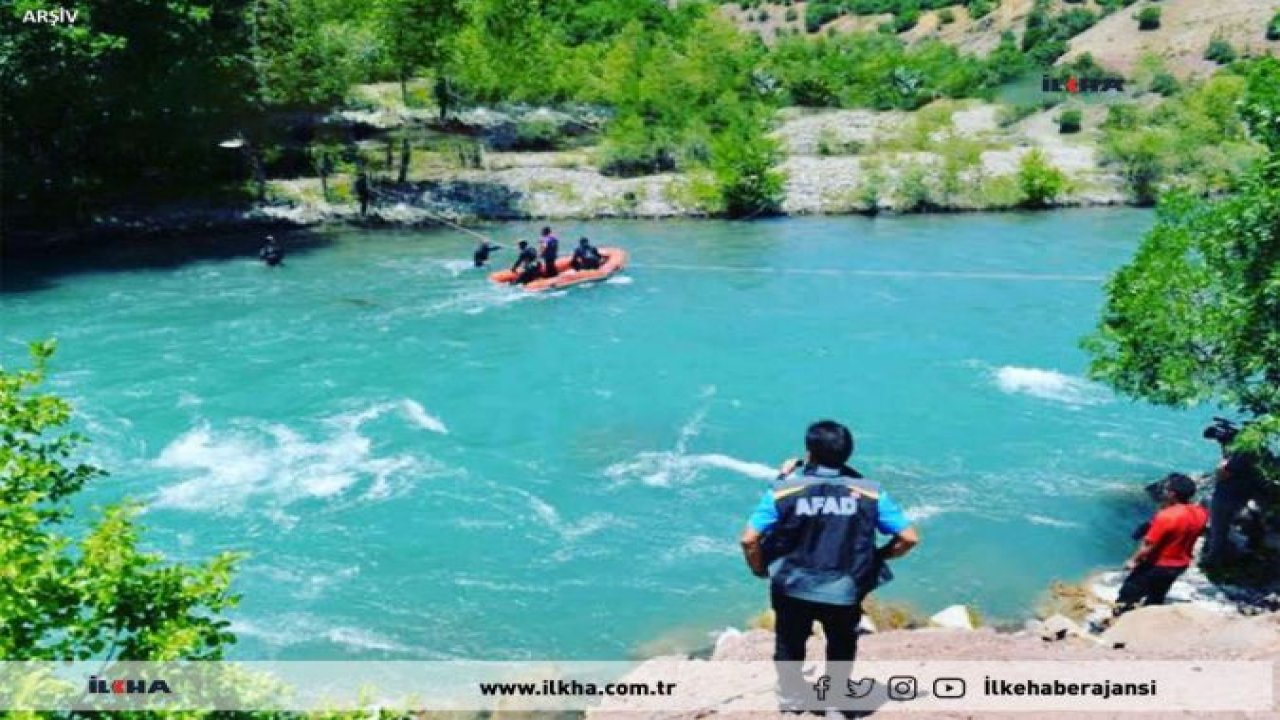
left=709, top=104, right=786, bottom=217
left=1, top=0, right=258, bottom=232
left=1085, top=59, right=1280, bottom=444
left=252, top=0, right=382, bottom=107
left=1, top=342, right=241, bottom=661
left=376, top=0, right=464, bottom=103
left=1017, top=148, right=1067, bottom=207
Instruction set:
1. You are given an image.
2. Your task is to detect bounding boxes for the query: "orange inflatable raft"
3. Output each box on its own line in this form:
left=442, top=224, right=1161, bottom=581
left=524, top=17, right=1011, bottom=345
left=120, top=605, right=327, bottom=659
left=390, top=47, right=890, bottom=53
left=488, top=247, right=628, bottom=292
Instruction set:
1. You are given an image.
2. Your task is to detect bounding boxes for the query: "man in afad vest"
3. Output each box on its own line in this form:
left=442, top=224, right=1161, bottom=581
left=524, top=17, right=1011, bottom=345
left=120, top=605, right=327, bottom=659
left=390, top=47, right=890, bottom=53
left=740, top=420, right=919, bottom=713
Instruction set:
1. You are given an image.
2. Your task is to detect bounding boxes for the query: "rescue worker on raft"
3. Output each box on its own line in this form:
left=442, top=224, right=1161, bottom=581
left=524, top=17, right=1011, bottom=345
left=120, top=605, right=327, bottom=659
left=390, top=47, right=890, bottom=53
left=570, top=237, right=602, bottom=271
left=510, top=240, right=542, bottom=285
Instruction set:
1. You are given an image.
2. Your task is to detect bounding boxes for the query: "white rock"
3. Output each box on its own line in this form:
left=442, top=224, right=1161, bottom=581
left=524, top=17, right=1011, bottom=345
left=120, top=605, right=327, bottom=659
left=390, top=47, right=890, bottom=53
left=1039, top=614, right=1086, bottom=642
left=858, top=615, right=877, bottom=634
left=929, top=604, right=975, bottom=630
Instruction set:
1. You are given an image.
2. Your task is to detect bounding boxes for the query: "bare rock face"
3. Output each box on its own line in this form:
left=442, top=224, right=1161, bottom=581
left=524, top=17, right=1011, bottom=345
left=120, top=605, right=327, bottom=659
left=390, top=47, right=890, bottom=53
left=1102, top=605, right=1280, bottom=656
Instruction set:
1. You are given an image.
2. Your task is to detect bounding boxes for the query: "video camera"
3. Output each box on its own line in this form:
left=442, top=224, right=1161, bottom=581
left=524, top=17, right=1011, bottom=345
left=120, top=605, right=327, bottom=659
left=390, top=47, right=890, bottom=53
left=1202, top=416, right=1241, bottom=447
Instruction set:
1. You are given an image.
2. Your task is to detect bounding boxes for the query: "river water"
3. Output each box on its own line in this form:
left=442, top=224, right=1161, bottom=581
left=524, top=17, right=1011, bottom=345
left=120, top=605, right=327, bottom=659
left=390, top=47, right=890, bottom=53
left=1, top=210, right=1216, bottom=659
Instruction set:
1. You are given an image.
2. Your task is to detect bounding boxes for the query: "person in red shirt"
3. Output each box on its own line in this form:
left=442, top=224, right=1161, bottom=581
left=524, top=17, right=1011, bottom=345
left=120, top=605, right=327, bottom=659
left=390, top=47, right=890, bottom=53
left=1114, top=473, right=1209, bottom=616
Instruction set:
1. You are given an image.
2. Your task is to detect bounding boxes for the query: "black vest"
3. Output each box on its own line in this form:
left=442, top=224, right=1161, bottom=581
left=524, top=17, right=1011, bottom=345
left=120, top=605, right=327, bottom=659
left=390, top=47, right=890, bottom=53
left=764, top=466, right=881, bottom=606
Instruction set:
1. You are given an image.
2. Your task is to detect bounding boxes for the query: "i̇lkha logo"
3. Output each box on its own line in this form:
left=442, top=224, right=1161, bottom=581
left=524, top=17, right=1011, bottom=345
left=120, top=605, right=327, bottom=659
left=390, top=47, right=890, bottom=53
left=1041, top=75, right=1124, bottom=93
left=88, top=676, right=172, bottom=695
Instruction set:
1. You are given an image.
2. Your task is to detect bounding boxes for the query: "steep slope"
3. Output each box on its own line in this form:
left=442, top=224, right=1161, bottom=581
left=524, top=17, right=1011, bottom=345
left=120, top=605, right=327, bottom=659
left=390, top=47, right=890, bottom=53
left=1060, top=0, right=1280, bottom=79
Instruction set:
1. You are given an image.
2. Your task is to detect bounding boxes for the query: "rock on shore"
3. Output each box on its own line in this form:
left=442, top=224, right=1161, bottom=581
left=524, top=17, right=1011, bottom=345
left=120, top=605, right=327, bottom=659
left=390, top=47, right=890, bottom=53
left=587, top=606, right=1280, bottom=720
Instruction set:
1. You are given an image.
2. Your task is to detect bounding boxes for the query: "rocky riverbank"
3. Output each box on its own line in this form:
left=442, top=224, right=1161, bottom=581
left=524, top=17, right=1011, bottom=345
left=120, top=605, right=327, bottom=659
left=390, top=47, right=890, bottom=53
left=587, top=599, right=1280, bottom=720
left=256, top=99, right=1130, bottom=227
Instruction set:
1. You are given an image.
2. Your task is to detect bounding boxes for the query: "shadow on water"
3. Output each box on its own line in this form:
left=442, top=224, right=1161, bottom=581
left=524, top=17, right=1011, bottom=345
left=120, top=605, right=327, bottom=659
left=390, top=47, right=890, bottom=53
left=0, top=228, right=337, bottom=295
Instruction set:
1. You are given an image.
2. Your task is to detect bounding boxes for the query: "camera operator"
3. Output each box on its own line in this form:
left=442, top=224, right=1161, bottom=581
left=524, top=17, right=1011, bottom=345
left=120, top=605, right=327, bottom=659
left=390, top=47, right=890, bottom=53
left=1202, top=418, right=1267, bottom=566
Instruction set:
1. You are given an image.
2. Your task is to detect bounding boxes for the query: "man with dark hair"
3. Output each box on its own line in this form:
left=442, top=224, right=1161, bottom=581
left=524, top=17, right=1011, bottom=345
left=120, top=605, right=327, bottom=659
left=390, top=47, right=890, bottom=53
left=354, top=171, right=371, bottom=216
left=259, top=235, right=283, bottom=267
left=539, top=226, right=559, bottom=278
left=740, top=420, right=919, bottom=713
left=510, top=240, right=541, bottom=285
left=1114, top=473, right=1209, bottom=616
left=571, top=237, right=602, bottom=271
left=473, top=238, right=502, bottom=268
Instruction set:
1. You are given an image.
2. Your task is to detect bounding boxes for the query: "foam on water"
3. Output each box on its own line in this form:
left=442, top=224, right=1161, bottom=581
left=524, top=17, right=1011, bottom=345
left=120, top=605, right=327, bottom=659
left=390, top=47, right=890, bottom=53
left=603, top=451, right=776, bottom=487
left=1026, top=514, right=1081, bottom=529
left=399, top=399, right=449, bottom=434
left=605, top=275, right=634, bottom=285
left=153, top=403, right=443, bottom=513
left=231, top=616, right=414, bottom=655
left=992, top=366, right=1112, bottom=406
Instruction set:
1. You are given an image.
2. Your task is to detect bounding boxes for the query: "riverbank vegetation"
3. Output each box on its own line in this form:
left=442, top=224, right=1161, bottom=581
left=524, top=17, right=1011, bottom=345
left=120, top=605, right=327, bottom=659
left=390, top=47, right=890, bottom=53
left=0, top=342, right=241, bottom=662
left=4, top=0, right=1278, bottom=235
left=1087, top=57, right=1280, bottom=451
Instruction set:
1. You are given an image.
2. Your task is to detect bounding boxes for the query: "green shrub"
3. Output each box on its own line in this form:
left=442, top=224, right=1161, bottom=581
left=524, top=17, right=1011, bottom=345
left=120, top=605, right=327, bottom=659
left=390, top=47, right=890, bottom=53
left=709, top=113, right=785, bottom=217
left=1269, top=13, right=1280, bottom=41
left=1102, top=103, right=1139, bottom=130
left=1017, top=148, right=1067, bottom=207
left=968, top=0, right=994, bottom=20
left=1205, top=36, right=1237, bottom=65
left=894, top=162, right=934, bottom=211
left=1137, top=7, right=1161, bottom=31
left=896, top=7, right=922, bottom=32
left=1150, top=71, right=1180, bottom=96
left=999, top=102, right=1041, bottom=127
left=512, top=119, right=561, bottom=151
left=805, top=1, right=843, bottom=33
left=938, top=8, right=955, bottom=24
left=1058, top=108, right=1083, bottom=133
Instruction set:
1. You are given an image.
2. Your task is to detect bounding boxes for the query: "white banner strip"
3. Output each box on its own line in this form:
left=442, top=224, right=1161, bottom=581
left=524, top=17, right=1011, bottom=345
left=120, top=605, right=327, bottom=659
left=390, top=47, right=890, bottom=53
left=0, top=660, right=1272, bottom=713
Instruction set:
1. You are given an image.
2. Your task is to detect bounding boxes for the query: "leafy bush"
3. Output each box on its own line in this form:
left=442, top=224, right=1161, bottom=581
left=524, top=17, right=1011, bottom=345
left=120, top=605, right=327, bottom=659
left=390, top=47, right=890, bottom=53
left=1138, top=7, right=1161, bottom=31
left=1058, top=108, right=1083, bottom=133
left=709, top=110, right=785, bottom=217
left=938, top=8, right=955, bottom=24
left=0, top=342, right=243, bottom=661
left=894, top=162, right=935, bottom=211
left=1102, top=103, right=1139, bottom=130
left=1205, top=36, right=1237, bottom=65
left=1017, top=148, right=1067, bottom=207
left=896, top=7, right=921, bottom=31
left=805, top=1, right=843, bottom=33
left=767, top=34, right=994, bottom=110
left=1100, top=72, right=1265, bottom=201
left=1269, top=13, right=1280, bottom=41
left=968, top=0, right=995, bottom=20
left=1022, top=1, right=1098, bottom=65
left=999, top=101, right=1044, bottom=127
left=1150, top=71, right=1181, bottom=96
left=512, top=119, right=562, bottom=151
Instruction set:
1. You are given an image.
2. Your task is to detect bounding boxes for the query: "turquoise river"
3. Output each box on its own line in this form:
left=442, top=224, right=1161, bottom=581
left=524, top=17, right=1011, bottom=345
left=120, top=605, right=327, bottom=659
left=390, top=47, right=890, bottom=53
left=1, top=209, right=1217, bottom=660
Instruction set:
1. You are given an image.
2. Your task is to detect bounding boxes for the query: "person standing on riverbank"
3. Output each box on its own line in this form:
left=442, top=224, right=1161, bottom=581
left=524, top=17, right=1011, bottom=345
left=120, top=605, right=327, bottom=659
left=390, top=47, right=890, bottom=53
left=739, top=420, right=919, bottom=713
left=355, top=171, right=371, bottom=217
left=1115, top=473, right=1209, bottom=616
